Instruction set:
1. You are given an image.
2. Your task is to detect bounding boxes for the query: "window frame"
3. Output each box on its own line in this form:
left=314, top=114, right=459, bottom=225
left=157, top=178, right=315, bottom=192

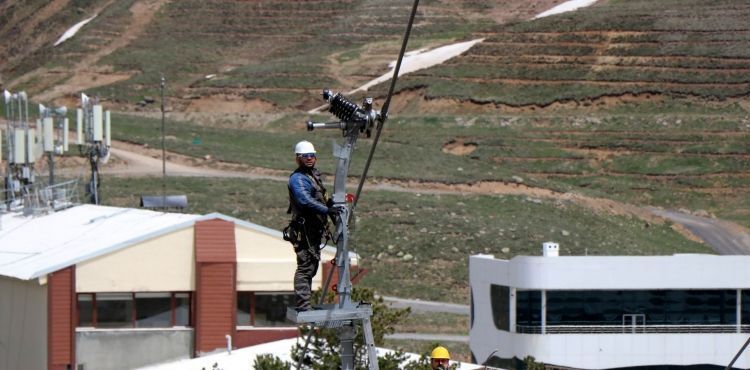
left=77, top=292, right=192, bottom=329
left=237, top=291, right=295, bottom=328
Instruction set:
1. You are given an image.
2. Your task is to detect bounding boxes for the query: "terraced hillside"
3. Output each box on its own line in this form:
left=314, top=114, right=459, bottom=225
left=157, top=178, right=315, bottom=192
left=391, top=0, right=750, bottom=108
left=3, top=0, right=551, bottom=108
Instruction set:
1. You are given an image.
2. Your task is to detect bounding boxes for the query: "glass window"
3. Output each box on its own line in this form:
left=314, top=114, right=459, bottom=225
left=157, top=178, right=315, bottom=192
left=175, top=293, right=191, bottom=327
left=544, top=290, right=737, bottom=326
left=490, top=285, right=510, bottom=331
left=135, top=293, right=172, bottom=328
left=516, top=290, right=541, bottom=326
left=96, top=293, right=133, bottom=328
left=78, top=294, right=94, bottom=327
left=254, top=293, right=294, bottom=327
left=237, top=292, right=253, bottom=326
left=237, top=292, right=294, bottom=327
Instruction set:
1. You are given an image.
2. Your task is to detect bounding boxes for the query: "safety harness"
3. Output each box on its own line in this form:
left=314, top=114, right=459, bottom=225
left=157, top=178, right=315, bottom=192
left=284, top=168, right=331, bottom=258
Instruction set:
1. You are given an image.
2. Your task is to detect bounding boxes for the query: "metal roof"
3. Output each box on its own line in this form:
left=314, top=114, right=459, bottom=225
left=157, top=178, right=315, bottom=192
left=0, top=205, right=201, bottom=280
left=0, top=204, right=356, bottom=281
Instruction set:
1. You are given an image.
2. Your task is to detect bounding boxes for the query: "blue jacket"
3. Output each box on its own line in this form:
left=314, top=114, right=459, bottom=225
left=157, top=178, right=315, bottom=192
left=288, top=168, right=328, bottom=217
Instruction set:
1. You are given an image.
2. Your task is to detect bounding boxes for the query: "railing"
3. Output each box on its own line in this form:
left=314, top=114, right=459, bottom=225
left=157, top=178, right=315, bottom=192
left=516, top=324, right=750, bottom=334
left=0, top=180, right=80, bottom=215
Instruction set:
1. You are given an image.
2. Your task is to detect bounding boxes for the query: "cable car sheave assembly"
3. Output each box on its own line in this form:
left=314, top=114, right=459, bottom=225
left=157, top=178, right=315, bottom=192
left=287, top=1, right=420, bottom=369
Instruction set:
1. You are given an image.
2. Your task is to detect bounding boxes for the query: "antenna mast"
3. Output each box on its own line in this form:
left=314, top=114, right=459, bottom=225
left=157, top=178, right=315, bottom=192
left=38, top=103, right=70, bottom=186
left=2, top=90, right=35, bottom=210
left=77, top=93, right=112, bottom=204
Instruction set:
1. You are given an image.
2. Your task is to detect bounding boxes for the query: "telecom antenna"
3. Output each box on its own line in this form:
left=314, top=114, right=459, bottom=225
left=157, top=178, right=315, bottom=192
left=2, top=90, right=36, bottom=210
left=38, top=103, right=70, bottom=186
left=288, top=1, right=420, bottom=369
left=77, top=93, right=112, bottom=204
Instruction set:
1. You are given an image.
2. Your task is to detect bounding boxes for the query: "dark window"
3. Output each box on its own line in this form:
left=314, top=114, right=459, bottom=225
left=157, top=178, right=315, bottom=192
left=237, top=292, right=295, bottom=327
left=490, top=285, right=510, bottom=331
left=255, top=294, right=293, bottom=327
left=77, top=292, right=191, bottom=328
left=516, top=290, right=542, bottom=326
left=96, top=293, right=133, bottom=328
left=544, top=290, right=737, bottom=326
left=175, top=293, right=191, bottom=326
left=77, top=294, right=94, bottom=327
left=743, top=290, right=750, bottom=325
left=135, top=293, right=172, bottom=328
left=237, top=292, right=253, bottom=326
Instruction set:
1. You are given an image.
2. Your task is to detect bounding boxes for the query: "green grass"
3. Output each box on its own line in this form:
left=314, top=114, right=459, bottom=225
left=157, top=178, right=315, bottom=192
left=394, top=312, right=469, bottom=336
left=109, top=107, right=750, bottom=228
left=99, top=176, right=711, bottom=303
left=385, top=0, right=750, bottom=106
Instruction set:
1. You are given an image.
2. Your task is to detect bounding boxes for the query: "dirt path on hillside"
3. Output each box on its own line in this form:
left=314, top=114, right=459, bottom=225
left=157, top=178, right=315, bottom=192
left=88, top=141, right=750, bottom=253
left=21, top=0, right=171, bottom=102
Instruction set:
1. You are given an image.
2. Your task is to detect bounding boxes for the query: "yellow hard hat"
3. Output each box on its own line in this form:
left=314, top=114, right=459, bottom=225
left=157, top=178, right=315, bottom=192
left=431, top=346, right=450, bottom=360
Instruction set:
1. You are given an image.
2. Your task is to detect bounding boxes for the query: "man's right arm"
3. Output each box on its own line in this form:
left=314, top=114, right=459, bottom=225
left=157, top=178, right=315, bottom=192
left=289, top=173, right=329, bottom=215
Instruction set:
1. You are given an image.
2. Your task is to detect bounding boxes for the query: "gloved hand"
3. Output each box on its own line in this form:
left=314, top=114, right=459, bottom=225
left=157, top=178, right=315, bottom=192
left=327, top=203, right=346, bottom=216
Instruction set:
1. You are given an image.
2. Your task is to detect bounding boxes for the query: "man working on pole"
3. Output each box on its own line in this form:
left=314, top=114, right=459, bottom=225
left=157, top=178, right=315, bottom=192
left=286, top=140, right=331, bottom=312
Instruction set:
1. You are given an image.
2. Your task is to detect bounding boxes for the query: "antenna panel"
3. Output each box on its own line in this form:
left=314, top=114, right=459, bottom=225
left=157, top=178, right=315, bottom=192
left=105, top=110, right=111, bottom=146
left=36, top=119, right=43, bottom=142
left=27, top=128, right=36, bottom=163
left=63, top=118, right=69, bottom=151
left=12, top=129, right=25, bottom=164
left=77, top=108, right=83, bottom=145
left=93, top=105, right=103, bottom=141
left=43, top=117, right=54, bottom=152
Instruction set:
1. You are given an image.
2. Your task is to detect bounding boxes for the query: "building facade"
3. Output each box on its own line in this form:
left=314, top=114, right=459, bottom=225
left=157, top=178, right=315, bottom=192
left=470, top=253, right=750, bottom=369
left=0, top=205, right=359, bottom=370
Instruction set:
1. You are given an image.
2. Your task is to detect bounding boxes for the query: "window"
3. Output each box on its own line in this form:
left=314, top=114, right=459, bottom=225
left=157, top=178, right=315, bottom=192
left=135, top=293, right=172, bottom=328
left=516, top=290, right=541, bottom=326
left=542, top=290, right=737, bottom=326
left=237, top=292, right=295, bottom=327
left=78, top=293, right=94, bottom=327
left=77, top=292, right=191, bottom=328
left=490, top=285, right=510, bottom=331
left=97, top=293, right=133, bottom=328
left=175, top=293, right=190, bottom=326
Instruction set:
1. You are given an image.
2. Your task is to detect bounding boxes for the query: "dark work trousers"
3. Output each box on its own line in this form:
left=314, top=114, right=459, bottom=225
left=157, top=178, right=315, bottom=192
left=294, top=231, right=322, bottom=310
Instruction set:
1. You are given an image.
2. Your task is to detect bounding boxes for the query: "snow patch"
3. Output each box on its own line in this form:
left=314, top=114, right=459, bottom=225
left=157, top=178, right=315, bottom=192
left=139, top=338, right=483, bottom=370
left=534, top=0, right=599, bottom=19
left=54, top=15, right=97, bottom=46
left=351, top=38, right=484, bottom=95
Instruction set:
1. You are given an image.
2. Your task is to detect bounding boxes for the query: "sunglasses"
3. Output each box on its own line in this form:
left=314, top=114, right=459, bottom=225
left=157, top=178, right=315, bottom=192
left=298, top=153, right=316, bottom=159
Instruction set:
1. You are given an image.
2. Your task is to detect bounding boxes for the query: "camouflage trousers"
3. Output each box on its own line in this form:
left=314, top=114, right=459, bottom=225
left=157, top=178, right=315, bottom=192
left=294, top=234, right=322, bottom=311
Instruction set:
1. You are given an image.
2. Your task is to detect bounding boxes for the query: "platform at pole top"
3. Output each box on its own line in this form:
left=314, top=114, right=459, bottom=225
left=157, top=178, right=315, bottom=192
left=286, top=303, right=373, bottom=326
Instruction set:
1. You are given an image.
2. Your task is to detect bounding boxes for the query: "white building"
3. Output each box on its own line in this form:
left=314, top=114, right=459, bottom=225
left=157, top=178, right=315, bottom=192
left=469, top=252, right=750, bottom=369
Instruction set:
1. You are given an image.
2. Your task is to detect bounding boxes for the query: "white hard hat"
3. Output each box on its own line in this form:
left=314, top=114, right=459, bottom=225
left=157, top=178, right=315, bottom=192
left=295, top=140, right=316, bottom=154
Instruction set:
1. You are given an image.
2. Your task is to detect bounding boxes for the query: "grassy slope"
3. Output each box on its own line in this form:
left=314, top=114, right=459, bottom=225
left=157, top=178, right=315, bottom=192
left=99, top=176, right=709, bottom=303
left=5, top=0, right=749, bottom=304
left=87, top=0, right=494, bottom=107
left=391, top=0, right=750, bottom=105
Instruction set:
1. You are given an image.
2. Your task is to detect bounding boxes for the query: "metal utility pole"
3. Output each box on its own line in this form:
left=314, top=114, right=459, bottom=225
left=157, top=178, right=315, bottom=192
left=160, top=75, right=167, bottom=208
left=289, top=1, right=419, bottom=368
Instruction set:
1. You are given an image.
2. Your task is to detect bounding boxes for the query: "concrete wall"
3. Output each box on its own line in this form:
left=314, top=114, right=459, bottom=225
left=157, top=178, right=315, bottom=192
left=76, top=328, right=193, bottom=370
left=77, top=228, right=195, bottom=292
left=0, top=276, right=47, bottom=370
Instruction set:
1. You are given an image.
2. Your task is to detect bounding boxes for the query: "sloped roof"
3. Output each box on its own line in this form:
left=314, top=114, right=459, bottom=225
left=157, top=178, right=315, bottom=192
left=0, top=205, right=201, bottom=280
left=0, top=204, right=355, bottom=281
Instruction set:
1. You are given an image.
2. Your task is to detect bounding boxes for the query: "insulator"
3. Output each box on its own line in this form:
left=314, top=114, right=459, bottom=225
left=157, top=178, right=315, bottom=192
left=328, top=93, right=360, bottom=122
